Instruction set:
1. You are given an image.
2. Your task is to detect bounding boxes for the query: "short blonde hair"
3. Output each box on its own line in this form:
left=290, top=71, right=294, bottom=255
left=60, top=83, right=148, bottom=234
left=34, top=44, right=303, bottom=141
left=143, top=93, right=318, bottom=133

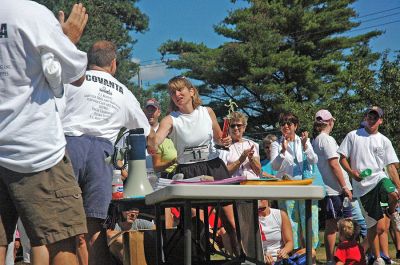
left=229, top=111, right=248, bottom=126
left=263, top=134, right=277, bottom=146
left=167, top=76, right=202, bottom=112
left=338, top=218, right=359, bottom=241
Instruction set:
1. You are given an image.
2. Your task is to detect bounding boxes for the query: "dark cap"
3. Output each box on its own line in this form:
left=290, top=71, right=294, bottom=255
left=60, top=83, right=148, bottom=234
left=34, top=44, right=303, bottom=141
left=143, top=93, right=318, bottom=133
left=366, top=106, right=383, bottom=118
left=145, top=98, right=160, bottom=109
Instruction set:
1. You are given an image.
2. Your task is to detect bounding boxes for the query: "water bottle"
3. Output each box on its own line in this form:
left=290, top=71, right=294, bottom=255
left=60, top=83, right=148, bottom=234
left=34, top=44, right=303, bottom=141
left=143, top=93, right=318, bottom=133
left=343, top=197, right=350, bottom=208
left=112, top=170, right=124, bottom=200
left=360, top=168, right=372, bottom=179
left=147, top=168, right=158, bottom=190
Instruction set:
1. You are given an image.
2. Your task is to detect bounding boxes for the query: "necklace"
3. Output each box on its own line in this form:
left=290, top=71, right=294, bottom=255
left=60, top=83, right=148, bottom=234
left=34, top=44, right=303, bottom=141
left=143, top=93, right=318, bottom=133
left=233, top=140, right=246, bottom=173
left=233, top=140, right=244, bottom=157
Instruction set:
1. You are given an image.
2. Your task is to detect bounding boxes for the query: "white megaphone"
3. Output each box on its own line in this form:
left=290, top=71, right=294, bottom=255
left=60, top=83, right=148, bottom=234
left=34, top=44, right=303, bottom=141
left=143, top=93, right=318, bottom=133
left=123, top=128, right=153, bottom=198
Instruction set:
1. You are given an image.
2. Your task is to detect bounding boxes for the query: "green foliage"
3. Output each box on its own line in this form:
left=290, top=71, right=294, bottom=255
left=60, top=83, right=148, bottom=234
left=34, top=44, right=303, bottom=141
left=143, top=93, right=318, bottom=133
left=158, top=0, right=382, bottom=143
left=35, top=0, right=149, bottom=100
left=375, top=52, right=400, bottom=152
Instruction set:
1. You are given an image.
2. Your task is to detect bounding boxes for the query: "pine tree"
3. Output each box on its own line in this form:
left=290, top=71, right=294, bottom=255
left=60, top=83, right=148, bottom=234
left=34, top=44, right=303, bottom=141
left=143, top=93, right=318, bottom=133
left=159, top=0, right=381, bottom=138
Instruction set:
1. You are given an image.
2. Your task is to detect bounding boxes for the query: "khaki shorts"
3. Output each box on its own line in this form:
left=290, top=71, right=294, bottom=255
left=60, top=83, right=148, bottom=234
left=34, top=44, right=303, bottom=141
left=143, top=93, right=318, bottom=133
left=0, top=154, right=87, bottom=246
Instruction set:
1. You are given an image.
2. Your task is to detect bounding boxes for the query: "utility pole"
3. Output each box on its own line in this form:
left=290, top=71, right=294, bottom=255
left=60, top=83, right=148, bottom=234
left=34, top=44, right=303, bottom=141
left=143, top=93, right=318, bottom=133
left=137, top=67, right=141, bottom=89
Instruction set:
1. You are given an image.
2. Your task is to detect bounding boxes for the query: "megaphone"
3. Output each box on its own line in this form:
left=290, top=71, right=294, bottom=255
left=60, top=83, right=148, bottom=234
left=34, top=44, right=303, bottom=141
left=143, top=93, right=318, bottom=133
left=124, top=128, right=153, bottom=198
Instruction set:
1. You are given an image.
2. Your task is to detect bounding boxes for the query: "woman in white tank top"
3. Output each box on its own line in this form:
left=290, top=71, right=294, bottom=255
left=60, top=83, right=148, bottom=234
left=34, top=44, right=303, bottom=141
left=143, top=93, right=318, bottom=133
left=154, top=75, right=232, bottom=180
left=152, top=75, right=242, bottom=255
left=259, top=200, right=293, bottom=264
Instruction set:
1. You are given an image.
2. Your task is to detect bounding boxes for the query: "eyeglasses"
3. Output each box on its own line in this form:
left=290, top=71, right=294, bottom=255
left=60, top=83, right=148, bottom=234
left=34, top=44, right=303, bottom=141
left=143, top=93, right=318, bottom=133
left=230, top=124, right=244, bottom=129
left=258, top=207, right=267, bottom=212
left=279, top=121, right=294, bottom=127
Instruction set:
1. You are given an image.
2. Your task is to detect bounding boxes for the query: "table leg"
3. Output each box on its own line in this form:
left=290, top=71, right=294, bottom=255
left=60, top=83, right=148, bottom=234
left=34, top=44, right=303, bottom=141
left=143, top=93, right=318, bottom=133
left=232, top=201, right=245, bottom=258
left=184, top=200, right=192, bottom=265
left=253, top=200, right=262, bottom=261
left=203, top=205, right=210, bottom=263
left=155, top=204, right=162, bottom=265
left=305, top=199, right=312, bottom=265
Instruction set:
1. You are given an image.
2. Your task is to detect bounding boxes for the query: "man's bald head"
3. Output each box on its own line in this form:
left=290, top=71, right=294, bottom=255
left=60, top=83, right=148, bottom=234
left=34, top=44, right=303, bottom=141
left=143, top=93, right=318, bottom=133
left=88, top=40, right=116, bottom=68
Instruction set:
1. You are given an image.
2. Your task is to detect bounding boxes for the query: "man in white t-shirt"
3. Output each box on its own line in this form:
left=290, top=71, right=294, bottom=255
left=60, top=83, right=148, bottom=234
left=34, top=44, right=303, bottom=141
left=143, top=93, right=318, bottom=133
left=59, top=40, right=155, bottom=265
left=0, top=2, right=88, bottom=265
left=338, top=106, right=400, bottom=265
left=312, top=109, right=352, bottom=264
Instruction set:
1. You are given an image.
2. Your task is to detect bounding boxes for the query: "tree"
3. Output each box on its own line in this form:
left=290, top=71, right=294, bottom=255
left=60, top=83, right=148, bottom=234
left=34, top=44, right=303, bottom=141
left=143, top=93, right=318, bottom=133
left=35, top=0, right=149, bottom=99
left=375, top=51, right=400, bottom=152
left=158, top=0, right=381, bottom=140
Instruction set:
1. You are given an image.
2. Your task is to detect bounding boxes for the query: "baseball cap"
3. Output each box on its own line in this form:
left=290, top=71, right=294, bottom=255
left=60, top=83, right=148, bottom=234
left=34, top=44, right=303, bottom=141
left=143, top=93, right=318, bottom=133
left=315, top=109, right=335, bottom=122
left=366, top=106, right=383, bottom=118
left=145, top=98, right=160, bottom=109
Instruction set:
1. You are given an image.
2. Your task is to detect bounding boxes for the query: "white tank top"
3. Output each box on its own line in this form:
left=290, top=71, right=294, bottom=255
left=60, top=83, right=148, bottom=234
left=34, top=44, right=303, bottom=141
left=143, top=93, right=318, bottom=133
left=169, top=106, right=219, bottom=164
left=259, top=208, right=283, bottom=259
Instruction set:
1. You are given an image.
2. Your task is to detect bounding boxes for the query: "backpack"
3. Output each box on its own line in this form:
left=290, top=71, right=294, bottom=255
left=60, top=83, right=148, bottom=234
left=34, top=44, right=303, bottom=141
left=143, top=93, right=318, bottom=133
left=274, top=253, right=307, bottom=265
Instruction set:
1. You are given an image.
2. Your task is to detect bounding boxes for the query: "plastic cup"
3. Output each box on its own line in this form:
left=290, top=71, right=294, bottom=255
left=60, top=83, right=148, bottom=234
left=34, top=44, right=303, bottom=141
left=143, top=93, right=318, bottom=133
left=360, top=169, right=372, bottom=178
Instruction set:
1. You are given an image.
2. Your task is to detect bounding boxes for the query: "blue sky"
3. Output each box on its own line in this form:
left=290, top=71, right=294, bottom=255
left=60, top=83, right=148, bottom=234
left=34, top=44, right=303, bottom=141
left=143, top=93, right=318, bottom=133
left=131, top=0, right=400, bottom=87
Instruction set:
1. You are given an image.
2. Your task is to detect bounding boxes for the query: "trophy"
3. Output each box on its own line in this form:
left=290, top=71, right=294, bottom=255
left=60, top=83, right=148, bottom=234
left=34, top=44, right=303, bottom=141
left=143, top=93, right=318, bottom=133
left=215, top=99, right=237, bottom=150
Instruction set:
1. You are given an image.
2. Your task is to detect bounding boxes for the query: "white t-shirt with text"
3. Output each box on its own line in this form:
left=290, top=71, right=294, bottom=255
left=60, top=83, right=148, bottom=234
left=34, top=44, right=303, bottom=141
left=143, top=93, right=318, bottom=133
left=58, top=70, right=150, bottom=144
left=0, top=1, right=87, bottom=173
left=337, top=128, right=399, bottom=197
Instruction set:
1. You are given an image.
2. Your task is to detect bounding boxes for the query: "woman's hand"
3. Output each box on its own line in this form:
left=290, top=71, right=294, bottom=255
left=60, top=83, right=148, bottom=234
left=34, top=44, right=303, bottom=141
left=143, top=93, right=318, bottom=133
left=239, top=145, right=254, bottom=163
left=220, top=135, right=232, bottom=147
left=300, top=131, right=309, bottom=150
left=264, top=253, right=274, bottom=265
left=281, top=137, right=288, bottom=154
left=277, top=248, right=290, bottom=259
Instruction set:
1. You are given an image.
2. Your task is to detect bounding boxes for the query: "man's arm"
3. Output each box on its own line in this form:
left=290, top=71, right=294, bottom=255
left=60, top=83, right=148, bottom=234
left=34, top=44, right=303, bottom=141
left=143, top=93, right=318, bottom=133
left=387, top=163, right=400, bottom=190
left=58, top=3, right=88, bottom=86
left=339, top=154, right=361, bottom=182
left=58, top=3, right=88, bottom=45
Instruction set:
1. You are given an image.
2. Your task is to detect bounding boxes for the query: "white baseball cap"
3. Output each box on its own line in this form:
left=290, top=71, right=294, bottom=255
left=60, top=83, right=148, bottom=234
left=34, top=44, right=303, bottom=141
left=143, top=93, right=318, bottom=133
left=315, top=109, right=335, bottom=122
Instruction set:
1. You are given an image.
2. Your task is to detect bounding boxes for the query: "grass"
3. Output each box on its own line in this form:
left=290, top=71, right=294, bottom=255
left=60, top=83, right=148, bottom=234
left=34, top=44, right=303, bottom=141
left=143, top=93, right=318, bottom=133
left=13, top=232, right=400, bottom=264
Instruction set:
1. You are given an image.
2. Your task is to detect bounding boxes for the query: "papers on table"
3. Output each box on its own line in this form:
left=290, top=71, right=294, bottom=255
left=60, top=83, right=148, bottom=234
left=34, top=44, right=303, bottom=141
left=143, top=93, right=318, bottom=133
left=153, top=175, right=254, bottom=191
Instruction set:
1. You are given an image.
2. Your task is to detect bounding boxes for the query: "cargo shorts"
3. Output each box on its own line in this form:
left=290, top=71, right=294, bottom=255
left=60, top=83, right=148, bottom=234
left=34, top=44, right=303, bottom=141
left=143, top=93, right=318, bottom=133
left=0, top=154, right=87, bottom=246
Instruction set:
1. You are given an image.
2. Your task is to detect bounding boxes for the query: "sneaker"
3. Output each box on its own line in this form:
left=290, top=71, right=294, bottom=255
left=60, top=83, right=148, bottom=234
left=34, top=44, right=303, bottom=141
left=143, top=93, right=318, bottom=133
left=368, top=254, right=376, bottom=265
left=381, top=254, right=396, bottom=264
left=374, top=258, right=386, bottom=265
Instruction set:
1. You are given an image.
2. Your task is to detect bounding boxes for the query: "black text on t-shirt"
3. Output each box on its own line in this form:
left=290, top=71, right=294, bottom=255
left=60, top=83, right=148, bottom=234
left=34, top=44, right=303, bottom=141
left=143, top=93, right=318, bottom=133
left=85, top=74, right=124, bottom=94
left=0, top=24, right=8, bottom=38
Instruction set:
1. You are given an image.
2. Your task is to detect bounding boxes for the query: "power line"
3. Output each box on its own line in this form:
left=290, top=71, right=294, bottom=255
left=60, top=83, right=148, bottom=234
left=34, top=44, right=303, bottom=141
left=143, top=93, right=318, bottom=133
left=357, top=6, right=400, bottom=19
left=347, top=19, right=400, bottom=33
left=358, top=11, right=400, bottom=24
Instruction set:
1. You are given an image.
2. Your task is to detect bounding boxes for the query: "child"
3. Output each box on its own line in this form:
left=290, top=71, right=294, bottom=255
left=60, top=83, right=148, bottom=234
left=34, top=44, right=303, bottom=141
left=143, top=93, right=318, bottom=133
left=335, top=218, right=366, bottom=265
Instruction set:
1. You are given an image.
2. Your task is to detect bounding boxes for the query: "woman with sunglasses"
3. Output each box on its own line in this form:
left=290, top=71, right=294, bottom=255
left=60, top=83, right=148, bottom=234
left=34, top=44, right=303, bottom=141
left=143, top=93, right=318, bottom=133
left=152, top=76, right=241, bottom=254
left=220, top=111, right=261, bottom=178
left=270, top=112, right=319, bottom=252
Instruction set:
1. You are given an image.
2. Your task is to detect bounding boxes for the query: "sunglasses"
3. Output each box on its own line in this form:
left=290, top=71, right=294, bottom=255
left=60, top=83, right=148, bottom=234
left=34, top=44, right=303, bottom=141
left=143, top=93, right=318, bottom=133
left=279, top=121, right=294, bottom=127
left=230, top=124, right=244, bottom=129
